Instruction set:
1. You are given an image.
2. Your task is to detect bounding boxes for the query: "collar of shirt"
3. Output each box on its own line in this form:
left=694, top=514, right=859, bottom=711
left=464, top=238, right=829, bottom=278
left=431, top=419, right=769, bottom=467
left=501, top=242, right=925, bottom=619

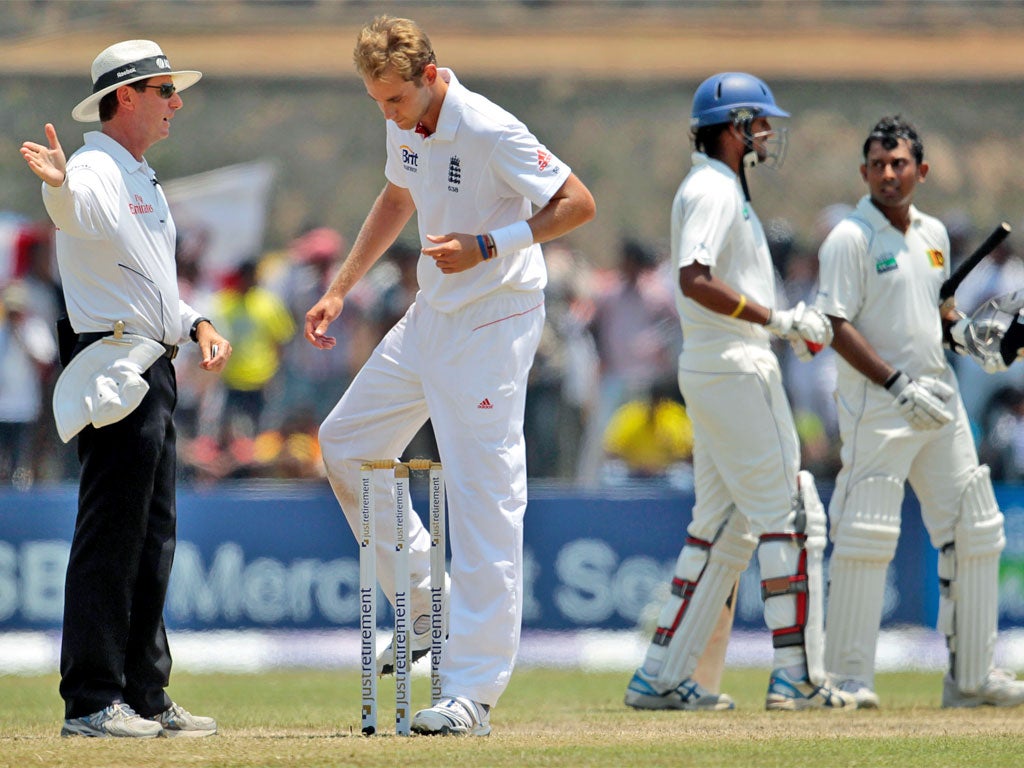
left=83, top=130, right=155, bottom=180
left=856, top=194, right=923, bottom=233
left=418, top=67, right=463, bottom=143
left=691, top=151, right=738, bottom=181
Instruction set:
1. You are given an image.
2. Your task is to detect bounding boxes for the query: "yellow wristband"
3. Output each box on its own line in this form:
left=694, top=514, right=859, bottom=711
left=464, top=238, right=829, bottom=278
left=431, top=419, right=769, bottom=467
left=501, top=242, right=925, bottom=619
left=729, top=294, right=747, bottom=318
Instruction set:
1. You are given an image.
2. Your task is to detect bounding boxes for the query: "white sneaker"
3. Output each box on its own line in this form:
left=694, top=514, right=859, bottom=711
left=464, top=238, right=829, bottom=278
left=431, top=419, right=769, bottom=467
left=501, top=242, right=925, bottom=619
left=943, top=668, right=1024, bottom=708
left=765, top=667, right=858, bottom=711
left=378, top=580, right=450, bottom=676
left=624, top=667, right=734, bottom=711
left=377, top=613, right=433, bottom=675
left=837, top=678, right=880, bottom=709
left=411, top=696, right=491, bottom=736
left=61, top=702, right=163, bottom=738
left=148, top=702, right=218, bottom=737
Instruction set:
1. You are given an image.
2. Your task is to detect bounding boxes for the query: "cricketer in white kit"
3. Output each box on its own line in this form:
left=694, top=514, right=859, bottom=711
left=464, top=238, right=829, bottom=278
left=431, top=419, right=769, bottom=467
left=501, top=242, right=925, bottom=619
left=816, top=115, right=1024, bottom=709
left=624, top=72, right=854, bottom=712
left=306, top=16, right=595, bottom=736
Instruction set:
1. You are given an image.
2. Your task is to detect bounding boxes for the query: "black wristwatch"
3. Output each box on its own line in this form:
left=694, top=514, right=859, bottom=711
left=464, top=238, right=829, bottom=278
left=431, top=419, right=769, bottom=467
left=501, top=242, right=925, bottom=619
left=190, top=316, right=211, bottom=343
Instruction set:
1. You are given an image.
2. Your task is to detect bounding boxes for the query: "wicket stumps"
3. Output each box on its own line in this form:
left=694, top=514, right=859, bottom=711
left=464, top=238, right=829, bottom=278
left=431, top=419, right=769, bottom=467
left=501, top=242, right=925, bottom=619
left=359, top=459, right=446, bottom=737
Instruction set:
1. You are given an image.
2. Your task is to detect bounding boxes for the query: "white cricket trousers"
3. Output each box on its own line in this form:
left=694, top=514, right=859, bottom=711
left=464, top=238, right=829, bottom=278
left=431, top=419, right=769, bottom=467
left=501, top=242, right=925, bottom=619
left=319, top=289, right=545, bottom=707
left=679, top=345, right=800, bottom=538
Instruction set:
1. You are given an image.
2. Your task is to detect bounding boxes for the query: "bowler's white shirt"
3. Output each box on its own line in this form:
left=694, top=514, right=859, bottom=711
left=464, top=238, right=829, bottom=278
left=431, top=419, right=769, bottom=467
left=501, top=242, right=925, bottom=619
left=815, top=195, right=951, bottom=388
left=42, top=131, right=201, bottom=345
left=671, top=152, right=777, bottom=371
left=384, top=69, right=571, bottom=313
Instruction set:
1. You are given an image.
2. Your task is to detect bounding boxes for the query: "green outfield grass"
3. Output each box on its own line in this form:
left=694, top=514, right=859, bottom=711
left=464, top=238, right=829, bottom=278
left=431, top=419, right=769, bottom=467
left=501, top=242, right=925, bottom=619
left=1, top=668, right=1022, bottom=768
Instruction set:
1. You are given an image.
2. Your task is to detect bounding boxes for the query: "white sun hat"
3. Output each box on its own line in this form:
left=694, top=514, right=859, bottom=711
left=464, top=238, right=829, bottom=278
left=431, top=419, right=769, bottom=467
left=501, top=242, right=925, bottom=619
left=52, top=334, right=167, bottom=443
left=72, top=39, right=202, bottom=123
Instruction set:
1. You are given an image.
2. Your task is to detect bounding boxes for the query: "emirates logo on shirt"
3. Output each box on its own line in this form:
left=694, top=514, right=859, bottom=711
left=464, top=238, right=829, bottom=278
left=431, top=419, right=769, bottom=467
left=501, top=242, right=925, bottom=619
left=536, top=149, right=551, bottom=171
left=128, top=193, right=154, bottom=215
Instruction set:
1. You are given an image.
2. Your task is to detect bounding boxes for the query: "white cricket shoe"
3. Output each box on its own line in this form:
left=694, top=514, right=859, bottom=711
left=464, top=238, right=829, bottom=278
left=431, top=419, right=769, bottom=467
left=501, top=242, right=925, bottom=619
left=377, top=613, right=433, bottom=675
left=837, top=678, right=881, bottom=709
left=148, top=702, right=218, bottom=737
left=377, top=581, right=450, bottom=675
left=942, top=668, right=1024, bottom=708
left=765, top=667, right=858, bottom=711
left=61, top=702, right=163, bottom=738
left=411, top=696, right=491, bottom=736
left=624, top=667, right=735, bottom=711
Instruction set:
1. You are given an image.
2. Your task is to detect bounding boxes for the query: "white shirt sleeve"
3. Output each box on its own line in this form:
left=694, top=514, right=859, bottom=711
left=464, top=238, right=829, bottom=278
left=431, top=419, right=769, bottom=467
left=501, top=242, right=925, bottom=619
left=815, top=220, right=870, bottom=322
left=41, top=162, right=120, bottom=242
left=178, top=300, right=204, bottom=344
left=676, top=180, right=736, bottom=269
left=490, top=126, right=571, bottom=208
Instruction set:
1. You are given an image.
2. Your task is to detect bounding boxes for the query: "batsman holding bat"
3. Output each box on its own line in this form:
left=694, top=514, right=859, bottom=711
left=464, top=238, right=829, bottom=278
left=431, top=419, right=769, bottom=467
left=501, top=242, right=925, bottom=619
left=815, top=115, right=1024, bottom=708
left=625, top=72, right=854, bottom=712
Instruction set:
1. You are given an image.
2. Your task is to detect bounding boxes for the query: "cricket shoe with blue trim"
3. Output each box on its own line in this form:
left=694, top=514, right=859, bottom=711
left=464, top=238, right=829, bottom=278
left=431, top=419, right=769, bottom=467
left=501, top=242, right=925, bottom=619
left=624, top=667, right=735, bottom=711
left=765, top=667, right=857, bottom=711
left=61, top=702, right=163, bottom=738
left=411, top=696, right=491, bottom=736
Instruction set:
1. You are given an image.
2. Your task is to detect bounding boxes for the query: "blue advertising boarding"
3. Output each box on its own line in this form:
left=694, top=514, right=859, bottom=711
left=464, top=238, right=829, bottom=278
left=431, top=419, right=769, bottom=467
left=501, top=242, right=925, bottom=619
left=2, top=480, right=1023, bottom=632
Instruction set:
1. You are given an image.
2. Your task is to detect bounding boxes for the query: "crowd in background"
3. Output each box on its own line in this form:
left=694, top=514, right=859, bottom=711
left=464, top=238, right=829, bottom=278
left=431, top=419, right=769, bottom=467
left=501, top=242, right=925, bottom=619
left=5, top=206, right=1024, bottom=490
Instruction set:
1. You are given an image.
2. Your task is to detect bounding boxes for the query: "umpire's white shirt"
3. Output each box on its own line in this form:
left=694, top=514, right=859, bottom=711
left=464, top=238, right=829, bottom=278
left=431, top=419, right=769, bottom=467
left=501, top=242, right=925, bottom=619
left=671, top=153, right=777, bottom=371
left=384, top=69, right=571, bottom=313
left=41, top=131, right=201, bottom=345
left=816, top=195, right=951, bottom=392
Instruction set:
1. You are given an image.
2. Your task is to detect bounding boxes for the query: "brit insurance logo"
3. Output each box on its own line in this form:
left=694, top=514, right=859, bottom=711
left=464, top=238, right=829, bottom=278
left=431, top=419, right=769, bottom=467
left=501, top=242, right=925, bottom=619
left=447, top=155, right=461, bottom=193
left=400, top=145, right=419, bottom=172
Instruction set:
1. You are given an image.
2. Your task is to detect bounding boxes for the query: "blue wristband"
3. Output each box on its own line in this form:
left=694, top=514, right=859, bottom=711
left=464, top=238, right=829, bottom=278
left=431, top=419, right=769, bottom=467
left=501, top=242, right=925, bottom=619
left=476, top=234, right=489, bottom=260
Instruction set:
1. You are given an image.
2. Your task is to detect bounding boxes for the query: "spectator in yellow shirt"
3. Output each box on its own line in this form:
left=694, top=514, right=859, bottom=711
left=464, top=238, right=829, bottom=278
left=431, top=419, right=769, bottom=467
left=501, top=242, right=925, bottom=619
left=602, top=378, right=693, bottom=479
left=214, top=258, right=296, bottom=435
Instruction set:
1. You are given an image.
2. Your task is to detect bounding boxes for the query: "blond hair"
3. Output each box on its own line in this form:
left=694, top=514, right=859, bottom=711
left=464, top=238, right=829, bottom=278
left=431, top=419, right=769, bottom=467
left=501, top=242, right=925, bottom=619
left=353, top=15, right=436, bottom=83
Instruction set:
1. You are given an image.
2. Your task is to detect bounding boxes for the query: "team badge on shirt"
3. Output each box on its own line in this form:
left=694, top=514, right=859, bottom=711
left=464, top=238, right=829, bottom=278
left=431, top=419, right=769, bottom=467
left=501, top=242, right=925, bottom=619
left=875, top=253, right=898, bottom=274
left=447, top=156, right=462, bottom=193
left=926, top=249, right=945, bottom=268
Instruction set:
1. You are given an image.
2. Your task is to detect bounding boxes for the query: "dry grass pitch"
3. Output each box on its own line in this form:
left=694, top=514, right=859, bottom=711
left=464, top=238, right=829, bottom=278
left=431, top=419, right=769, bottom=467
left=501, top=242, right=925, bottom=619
left=2, top=667, right=1023, bottom=768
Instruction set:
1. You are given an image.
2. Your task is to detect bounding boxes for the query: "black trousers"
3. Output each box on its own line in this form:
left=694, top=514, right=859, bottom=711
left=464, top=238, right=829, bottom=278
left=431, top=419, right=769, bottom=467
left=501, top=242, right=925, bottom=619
left=59, top=354, right=177, bottom=719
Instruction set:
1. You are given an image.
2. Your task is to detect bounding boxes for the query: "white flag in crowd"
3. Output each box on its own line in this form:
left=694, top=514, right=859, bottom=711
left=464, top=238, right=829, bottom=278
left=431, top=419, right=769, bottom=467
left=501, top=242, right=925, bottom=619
left=163, top=160, right=276, bottom=283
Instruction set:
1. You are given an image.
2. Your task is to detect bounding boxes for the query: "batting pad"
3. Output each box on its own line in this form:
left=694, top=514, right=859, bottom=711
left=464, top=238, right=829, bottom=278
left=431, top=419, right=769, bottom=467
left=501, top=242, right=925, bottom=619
left=652, top=560, right=745, bottom=688
left=824, top=557, right=889, bottom=689
left=948, top=466, right=1006, bottom=693
left=824, top=475, right=904, bottom=688
left=652, top=514, right=756, bottom=688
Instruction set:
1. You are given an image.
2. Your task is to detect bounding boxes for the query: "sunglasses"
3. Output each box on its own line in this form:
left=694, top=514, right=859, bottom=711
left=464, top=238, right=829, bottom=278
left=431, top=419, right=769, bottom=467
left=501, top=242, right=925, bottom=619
left=141, top=83, right=177, bottom=99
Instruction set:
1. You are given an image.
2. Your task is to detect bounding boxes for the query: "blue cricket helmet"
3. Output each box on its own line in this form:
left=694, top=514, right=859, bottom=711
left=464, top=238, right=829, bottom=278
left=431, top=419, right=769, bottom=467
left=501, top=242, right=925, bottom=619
left=690, top=72, right=789, bottom=130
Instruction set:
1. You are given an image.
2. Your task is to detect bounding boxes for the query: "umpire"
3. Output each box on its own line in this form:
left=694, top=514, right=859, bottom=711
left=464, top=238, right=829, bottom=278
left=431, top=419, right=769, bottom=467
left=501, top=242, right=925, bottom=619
left=19, top=40, right=231, bottom=738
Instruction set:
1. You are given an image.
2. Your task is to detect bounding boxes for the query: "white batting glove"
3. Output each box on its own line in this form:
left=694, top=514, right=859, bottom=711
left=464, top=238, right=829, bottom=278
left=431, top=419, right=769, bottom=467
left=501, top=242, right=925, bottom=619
left=767, top=302, right=834, bottom=359
left=885, top=370, right=955, bottom=430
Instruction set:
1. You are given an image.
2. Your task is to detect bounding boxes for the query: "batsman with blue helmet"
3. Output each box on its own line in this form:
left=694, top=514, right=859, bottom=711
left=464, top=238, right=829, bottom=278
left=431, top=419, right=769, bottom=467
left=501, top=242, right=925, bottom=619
left=624, top=72, right=853, bottom=712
